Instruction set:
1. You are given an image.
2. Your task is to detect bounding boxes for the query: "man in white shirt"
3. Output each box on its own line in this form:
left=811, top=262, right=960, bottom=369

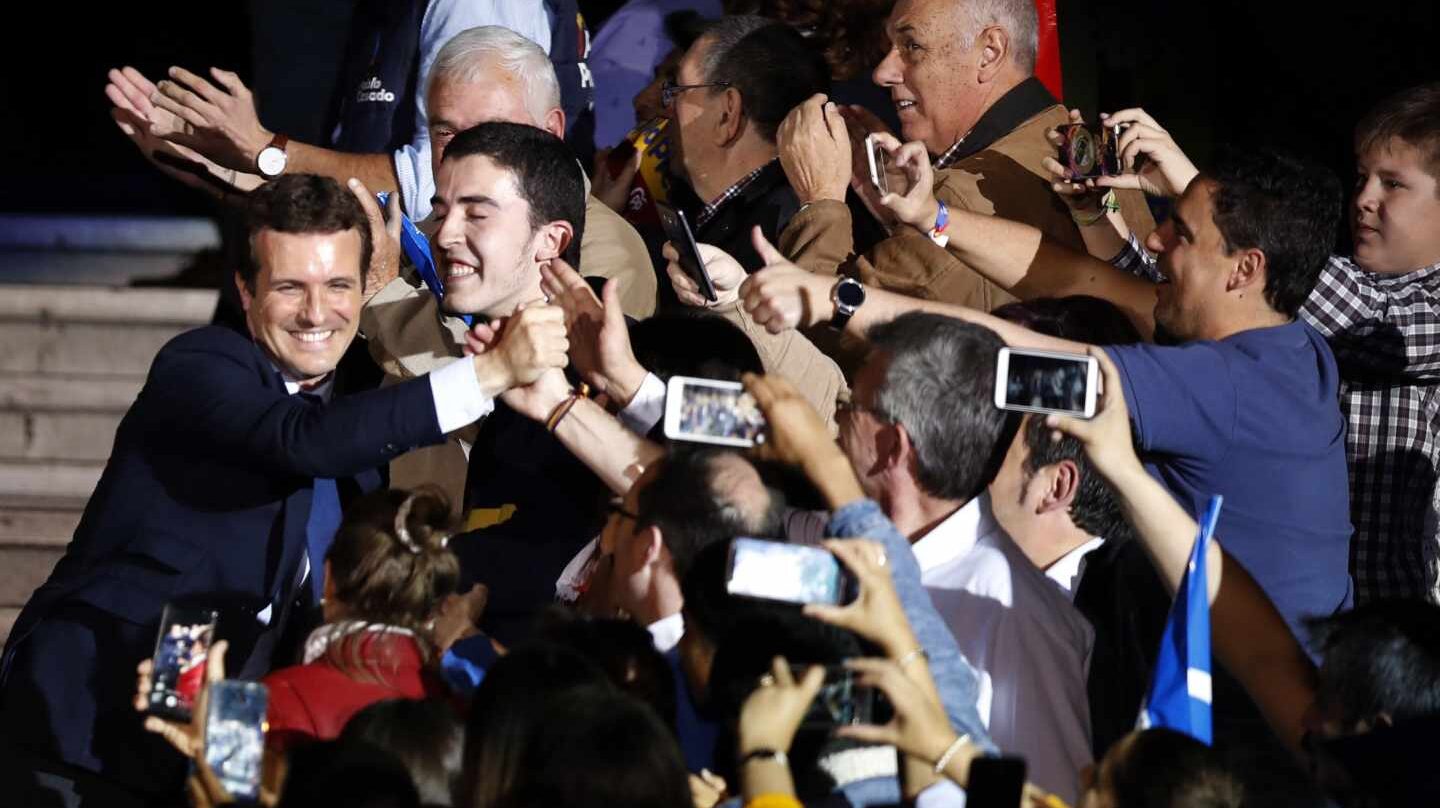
left=839, top=311, right=1094, bottom=803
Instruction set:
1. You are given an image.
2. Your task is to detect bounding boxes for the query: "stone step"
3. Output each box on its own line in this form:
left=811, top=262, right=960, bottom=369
left=0, top=284, right=219, bottom=325
left=0, top=410, right=124, bottom=463
left=0, top=320, right=195, bottom=378
left=0, top=496, right=83, bottom=547
left=0, top=545, right=62, bottom=610
left=0, top=374, right=145, bottom=412
left=0, top=607, right=18, bottom=647
left=0, top=461, right=105, bottom=502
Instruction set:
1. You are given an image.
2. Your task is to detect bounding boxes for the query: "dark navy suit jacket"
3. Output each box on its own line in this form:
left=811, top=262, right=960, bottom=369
left=0, top=324, right=444, bottom=792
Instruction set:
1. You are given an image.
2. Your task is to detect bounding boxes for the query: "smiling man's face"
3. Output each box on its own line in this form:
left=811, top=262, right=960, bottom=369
left=429, top=154, right=545, bottom=318
left=239, top=228, right=363, bottom=387
left=872, top=0, right=996, bottom=153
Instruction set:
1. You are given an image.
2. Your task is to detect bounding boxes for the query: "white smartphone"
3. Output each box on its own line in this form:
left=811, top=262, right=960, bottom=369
left=204, top=680, right=269, bottom=801
left=663, top=376, right=767, bottom=447
left=994, top=347, right=1100, bottom=419
left=726, top=537, right=854, bottom=606
left=865, top=133, right=888, bottom=195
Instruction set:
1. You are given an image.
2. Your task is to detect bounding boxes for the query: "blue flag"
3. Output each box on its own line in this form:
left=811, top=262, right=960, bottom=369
left=376, top=192, right=472, bottom=327
left=1139, top=495, right=1222, bottom=744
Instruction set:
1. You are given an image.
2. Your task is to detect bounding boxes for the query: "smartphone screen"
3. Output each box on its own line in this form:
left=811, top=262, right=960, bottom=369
left=791, top=664, right=877, bottom=729
left=204, top=681, right=269, bottom=801
left=664, top=376, right=766, bottom=447
left=726, top=537, right=849, bottom=605
left=866, top=134, right=889, bottom=195
left=656, top=202, right=718, bottom=301
left=147, top=604, right=219, bottom=722
left=967, top=756, right=1028, bottom=808
left=995, top=348, right=1098, bottom=418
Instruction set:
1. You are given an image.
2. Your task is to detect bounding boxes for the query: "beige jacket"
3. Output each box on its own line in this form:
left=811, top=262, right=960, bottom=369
left=713, top=301, right=847, bottom=433
left=781, top=104, right=1157, bottom=313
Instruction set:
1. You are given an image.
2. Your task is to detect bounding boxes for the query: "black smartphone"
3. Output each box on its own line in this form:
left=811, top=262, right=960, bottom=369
left=967, top=755, right=1028, bottom=808
left=790, top=664, right=879, bottom=730
left=656, top=202, right=718, bottom=302
left=204, top=680, right=269, bottom=801
left=726, top=537, right=855, bottom=606
left=146, top=604, right=219, bottom=722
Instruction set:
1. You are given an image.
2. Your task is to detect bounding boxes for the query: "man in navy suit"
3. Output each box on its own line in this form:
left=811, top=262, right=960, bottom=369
left=0, top=173, right=572, bottom=806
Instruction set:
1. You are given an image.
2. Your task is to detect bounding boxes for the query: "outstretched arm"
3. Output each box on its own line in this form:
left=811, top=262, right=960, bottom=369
left=1047, top=347, right=1318, bottom=759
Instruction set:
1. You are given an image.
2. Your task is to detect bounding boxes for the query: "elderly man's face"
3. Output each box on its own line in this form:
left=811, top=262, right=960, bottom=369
left=427, top=71, right=539, bottom=181
left=873, top=0, right=996, bottom=153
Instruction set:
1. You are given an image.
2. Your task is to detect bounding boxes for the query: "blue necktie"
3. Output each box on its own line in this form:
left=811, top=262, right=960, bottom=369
left=300, top=393, right=342, bottom=602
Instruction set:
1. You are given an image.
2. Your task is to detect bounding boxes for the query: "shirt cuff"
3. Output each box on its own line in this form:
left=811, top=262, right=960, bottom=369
left=617, top=372, right=666, bottom=435
left=429, top=357, right=495, bottom=435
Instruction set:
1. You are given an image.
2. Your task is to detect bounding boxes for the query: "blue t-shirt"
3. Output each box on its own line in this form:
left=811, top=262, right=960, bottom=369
left=1105, top=320, right=1353, bottom=642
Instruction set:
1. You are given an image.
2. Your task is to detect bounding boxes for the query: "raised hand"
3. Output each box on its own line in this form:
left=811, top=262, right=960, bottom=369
left=738, top=227, right=835, bottom=334
left=151, top=66, right=274, bottom=174
left=743, top=372, right=865, bottom=509
left=346, top=179, right=403, bottom=303
left=485, top=303, right=570, bottom=391
left=1095, top=108, right=1200, bottom=199
left=737, top=657, right=827, bottom=756
left=592, top=145, right=642, bottom=214
left=777, top=94, right=852, bottom=205
left=804, top=539, right=920, bottom=660
left=871, top=132, right=941, bottom=232
left=538, top=259, right=648, bottom=406
left=1042, top=346, right=1141, bottom=481
left=1042, top=108, right=1111, bottom=211
left=836, top=657, right=971, bottom=769
left=664, top=241, right=744, bottom=307
left=106, top=66, right=185, bottom=139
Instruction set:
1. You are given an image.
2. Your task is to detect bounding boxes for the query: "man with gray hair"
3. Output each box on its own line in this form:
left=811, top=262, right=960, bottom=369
left=839, top=311, right=1093, bottom=803
left=773, top=0, right=1154, bottom=313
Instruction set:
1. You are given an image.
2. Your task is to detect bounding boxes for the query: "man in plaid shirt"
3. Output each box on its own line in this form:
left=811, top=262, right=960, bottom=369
left=1074, top=85, right=1440, bottom=604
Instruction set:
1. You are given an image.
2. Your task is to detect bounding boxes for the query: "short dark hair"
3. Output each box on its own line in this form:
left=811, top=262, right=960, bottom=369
left=1307, top=600, right=1440, bottom=730
left=635, top=447, right=786, bottom=576
left=535, top=610, right=679, bottom=732
left=442, top=122, right=586, bottom=267
left=866, top=313, right=1009, bottom=502
left=242, top=173, right=373, bottom=292
left=698, top=16, right=831, bottom=143
left=339, top=699, right=463, bottom=807
left=629, top=312, right=766, bottom=384
left=1202, top=149, right=1342, bottom=318
left=1108, top=728, right=1245, bottom=808
left=1355, top=82, right=1440, bottom=190
left=993, top=297, right=1140, bottom=543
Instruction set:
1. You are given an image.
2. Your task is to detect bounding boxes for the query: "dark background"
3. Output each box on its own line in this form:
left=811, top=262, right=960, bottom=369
left=3, top=0, right=1437, bottom=232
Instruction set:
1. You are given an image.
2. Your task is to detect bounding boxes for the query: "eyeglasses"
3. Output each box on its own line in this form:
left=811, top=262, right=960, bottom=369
left=661, top=79, right=732, bottom=108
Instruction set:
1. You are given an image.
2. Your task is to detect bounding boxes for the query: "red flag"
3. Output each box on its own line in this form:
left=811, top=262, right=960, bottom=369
left=1034, top=0, right=1063, bottom=101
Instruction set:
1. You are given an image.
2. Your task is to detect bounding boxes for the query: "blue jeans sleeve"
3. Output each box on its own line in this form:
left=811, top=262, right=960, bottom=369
left=829, top=499, right=994, bottom=750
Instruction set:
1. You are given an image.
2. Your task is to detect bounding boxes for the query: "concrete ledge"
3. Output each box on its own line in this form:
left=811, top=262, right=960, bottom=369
left=0, top=374, right=144, bottom=411
left=0, top=321, right=193, bottom=377
left=0, top=284, right=219, bottom=325
left=0, top=411, right=125, bottom=462
left=0, top=215, right=220, bottom=253
left=0, top=461, right=105, bottom=501
left=0, top=501, right=82, bottom=546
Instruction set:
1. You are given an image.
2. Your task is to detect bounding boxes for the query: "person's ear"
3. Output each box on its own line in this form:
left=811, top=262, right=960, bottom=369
left=234, top=271, right=254, bottom=313
left=641, top=527, right=666, bottom=568
left=533, top=220, right=575, bottom=263
left=716, top=87, right=745, bottom=145
left=975, top=25, right=1011, bottom=82
left=541, top=107, right=567, bottom=140
left=1039, top=460, right=1080, bottom=515
left=1227, top=247, right=1267, bottom=298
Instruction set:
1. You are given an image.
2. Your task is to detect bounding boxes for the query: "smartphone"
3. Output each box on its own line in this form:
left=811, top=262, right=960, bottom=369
left=664, top=376, right=766, bottom=447
left=790, top=664, right=877, bottom=729
left=656, top=202, right=718, bottom=302
left=725, top=537, right=854, bottom=606
left=865, top=133, right=889, bottom=195
left=967, top=755, right=1028, bottom=808
left=1055, top=123, right=1123, bottom=179
left=994, top=347, right=1099, bottom=419
left=204, top=681, right=269, bottom=802
left=146, top=604, right=219, bottom=722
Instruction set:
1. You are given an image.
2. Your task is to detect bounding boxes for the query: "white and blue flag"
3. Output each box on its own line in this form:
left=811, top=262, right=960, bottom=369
left=1138, top=495, right=1222, bottom=744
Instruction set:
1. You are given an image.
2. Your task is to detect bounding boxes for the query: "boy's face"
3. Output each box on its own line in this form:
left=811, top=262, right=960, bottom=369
left=1352, top=137, right=1440, bottom=273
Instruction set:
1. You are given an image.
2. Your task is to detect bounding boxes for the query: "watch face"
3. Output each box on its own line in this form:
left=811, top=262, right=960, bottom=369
left=836, top=280, right=865, bottom=308
left=257, top=147, right=287, bottom=177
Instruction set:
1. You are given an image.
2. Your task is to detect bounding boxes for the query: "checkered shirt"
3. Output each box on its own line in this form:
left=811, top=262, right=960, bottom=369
left=695, top=161, right=773, bottom=230
left=1111, top=234, right=1440, bottom=603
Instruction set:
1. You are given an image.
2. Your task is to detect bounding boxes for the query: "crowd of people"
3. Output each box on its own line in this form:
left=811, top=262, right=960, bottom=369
left=2, top=0, right=1438, bottom=806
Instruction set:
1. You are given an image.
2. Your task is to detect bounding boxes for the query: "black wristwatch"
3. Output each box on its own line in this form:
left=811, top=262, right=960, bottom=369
left=829, top=277, right=866, bottom=330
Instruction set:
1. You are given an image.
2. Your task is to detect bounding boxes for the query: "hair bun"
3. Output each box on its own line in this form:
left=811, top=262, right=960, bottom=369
left=393, top=490, right=454, bottom=555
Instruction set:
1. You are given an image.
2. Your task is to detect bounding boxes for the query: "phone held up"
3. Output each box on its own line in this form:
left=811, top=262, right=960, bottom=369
left=146, top=603, right=220, bottom=723
left=663, top=376, right=767, bottom=448
left=204, top=680, right=269, bottom=801
left=656, top=202, right=718, bottom=302
left=994, top=347, right=1100, bottom=419
left=967, top=755, right=1028, bottom=808
left=1055, top=123, right=1123, bottom=180
left=865, top=133, right=889, bottom=196
left=725, top=537, right=857, bottom=607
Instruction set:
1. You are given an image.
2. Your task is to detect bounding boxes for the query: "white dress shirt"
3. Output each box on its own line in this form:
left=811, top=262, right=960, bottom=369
left=913, top=492, right=1094, bottom=803
left=647, top=612, right=685, bottom=654
left=1044, top=537, right=1106, bottom=599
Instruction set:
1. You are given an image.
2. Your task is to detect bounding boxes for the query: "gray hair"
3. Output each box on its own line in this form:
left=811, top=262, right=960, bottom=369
left=695, top=15, right=774, bottom=82
left=427, top=26, right=562, bottom=126
left=957, top=0, right=1039, bottom=73
left=867, top=313, right=1009, bottom=503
